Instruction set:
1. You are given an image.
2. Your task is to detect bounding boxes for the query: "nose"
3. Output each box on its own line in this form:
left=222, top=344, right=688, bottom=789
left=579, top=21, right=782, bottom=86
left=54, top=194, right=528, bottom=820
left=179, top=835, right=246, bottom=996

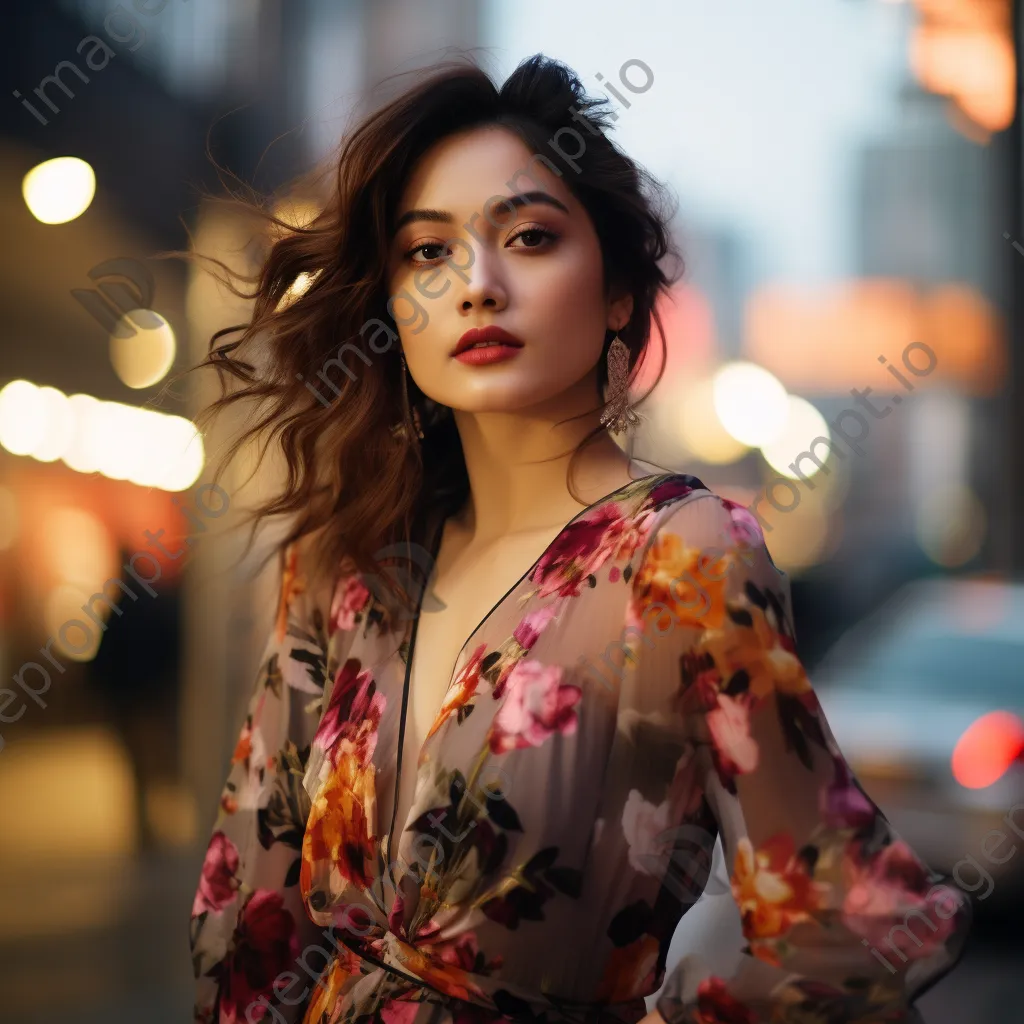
left=458, top=247, right=507, bottom=314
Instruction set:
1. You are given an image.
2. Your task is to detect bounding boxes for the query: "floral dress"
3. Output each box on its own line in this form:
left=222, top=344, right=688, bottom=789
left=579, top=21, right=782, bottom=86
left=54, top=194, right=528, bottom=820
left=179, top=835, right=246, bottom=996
left=190, top=473, right=971, bottom=1024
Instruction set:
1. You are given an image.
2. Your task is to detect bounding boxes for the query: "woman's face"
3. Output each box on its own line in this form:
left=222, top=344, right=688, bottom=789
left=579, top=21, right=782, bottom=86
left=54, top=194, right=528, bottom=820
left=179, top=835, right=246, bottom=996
left=385, top=125, right=633, bottom=416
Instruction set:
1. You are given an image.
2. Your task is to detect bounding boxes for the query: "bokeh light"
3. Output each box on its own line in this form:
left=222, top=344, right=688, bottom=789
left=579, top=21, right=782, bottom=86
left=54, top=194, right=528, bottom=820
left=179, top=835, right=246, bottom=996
left=0, top=380, right=204, bottom=491
left=760, top=395, right=833, bottom=480
left=712, top=361, right=790, bottom=448
left=22, top=157, right=96, bottom=224
left=109, top=310, right=177, bottom=389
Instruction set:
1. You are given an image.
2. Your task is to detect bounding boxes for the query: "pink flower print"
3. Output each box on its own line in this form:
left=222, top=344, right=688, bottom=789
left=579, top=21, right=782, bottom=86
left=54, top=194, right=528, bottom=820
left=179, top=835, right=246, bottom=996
left=192, top=831, right=239, bottom=915
left=513, top=603, right=560, bottom=650
left=380, top=998, right=420, bottom=1024
left=720, top=498, right=765, bottom=550
left=313, top=658, right=384, bottom=768
left=822, top=756, right=877, bottom=830
left=621, top=789, right=672, bottom=874
left=531, top=505, right=627, bottom=598
left=488, top=660, right=582, bottom=754
left=841, top=839, right=959, bottom=958
left=706, top=693, right=759, bottom=780
left=329, top=574, right=371, bottom=635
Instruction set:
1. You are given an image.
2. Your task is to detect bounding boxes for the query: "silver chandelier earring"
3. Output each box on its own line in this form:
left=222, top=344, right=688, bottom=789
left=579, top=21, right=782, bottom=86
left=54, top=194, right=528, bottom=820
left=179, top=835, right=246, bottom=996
left=599, top=333, right=640, bottom=433
left=399, top=351, right=424, bottom=441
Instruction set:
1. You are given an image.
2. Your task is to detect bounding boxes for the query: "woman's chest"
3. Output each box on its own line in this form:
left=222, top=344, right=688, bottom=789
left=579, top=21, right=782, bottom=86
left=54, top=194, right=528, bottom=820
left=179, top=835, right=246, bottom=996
left=403, top=529, right=578, bottom=750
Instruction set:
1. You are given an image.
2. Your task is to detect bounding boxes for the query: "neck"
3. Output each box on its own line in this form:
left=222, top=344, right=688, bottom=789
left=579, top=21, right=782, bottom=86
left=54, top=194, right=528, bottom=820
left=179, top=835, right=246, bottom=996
left=448, top=374, right=640, bottom=542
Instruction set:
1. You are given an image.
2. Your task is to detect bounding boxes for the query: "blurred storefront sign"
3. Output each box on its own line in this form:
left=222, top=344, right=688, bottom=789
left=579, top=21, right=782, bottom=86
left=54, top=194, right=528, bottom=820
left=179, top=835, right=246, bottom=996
left=909, top=0, right=1016, bottom=138
left=743, top=278, right=1006, bottom=396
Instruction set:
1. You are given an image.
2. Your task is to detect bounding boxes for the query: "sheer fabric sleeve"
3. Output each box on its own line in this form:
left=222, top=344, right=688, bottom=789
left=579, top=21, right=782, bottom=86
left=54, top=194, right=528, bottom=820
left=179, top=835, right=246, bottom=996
left=189, top=540, right=335, bottom=1024
left=627, top=493, right=972, bottom=1024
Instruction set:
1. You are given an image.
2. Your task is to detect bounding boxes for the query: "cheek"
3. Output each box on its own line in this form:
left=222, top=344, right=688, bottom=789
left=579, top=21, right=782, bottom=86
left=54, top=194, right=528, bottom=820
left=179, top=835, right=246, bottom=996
left=528, top=257, right=608, bottom=361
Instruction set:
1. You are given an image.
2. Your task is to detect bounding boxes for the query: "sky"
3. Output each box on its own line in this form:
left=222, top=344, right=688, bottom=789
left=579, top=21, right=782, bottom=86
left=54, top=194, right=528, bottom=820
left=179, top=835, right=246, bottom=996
left=481, top=0, right=914, bottom=286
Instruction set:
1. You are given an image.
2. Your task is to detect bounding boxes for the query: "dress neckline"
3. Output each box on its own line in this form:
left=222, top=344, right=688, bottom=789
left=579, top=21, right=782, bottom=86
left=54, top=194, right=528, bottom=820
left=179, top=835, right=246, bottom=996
left=383, top=469, right=677, bottom=886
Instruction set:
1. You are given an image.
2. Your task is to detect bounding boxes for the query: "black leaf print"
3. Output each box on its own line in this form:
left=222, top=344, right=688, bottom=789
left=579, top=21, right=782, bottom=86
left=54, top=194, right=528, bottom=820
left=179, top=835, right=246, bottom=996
left=256, top=807, right=275, bottom=850
left=797, top=844, right=819, bottom=874
left=744, top=580, right=768, bottom=609
left=766, top=588, right=787, bottom=629
left=586, top=574, right=597, bottom=588
left=265, top=653, right=283, bottom=698
left=290, top=645, right=327, bottom=689
left=544, top=866, right=583, bottom=898
left=481, top=877, right=554, bottom=928
left=483, top=828, right=509, bottom=877
left=274, top=827, right=306, bottom=851
left=486, top=792, right=524, bottom=832
left=456, top=704, right=475, bottom=725
left=524, top=846, right=559, bottom=874
left=482, top=651, right=501, bottom=672
left=726, top=606, right=754, bottom=628
left=284, top=857, right=301, bottom=888
left=493, top=988, right=546, bottom=1022
left=449, top=770, right=468, bottom=808
left=623, top=564, right=633, bottom=583
left=723, top=669, right=750, bottom=696
left=777, top=695, right=814, bottom=771
left=286, top=624, right=317, bottom=645
left=607, top=899, right=654, bottom=947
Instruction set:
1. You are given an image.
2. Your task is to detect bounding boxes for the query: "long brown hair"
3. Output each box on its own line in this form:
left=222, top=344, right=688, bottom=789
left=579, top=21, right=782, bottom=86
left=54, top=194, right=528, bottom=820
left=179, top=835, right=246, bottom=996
left=187, top=52, right=683, bottom=605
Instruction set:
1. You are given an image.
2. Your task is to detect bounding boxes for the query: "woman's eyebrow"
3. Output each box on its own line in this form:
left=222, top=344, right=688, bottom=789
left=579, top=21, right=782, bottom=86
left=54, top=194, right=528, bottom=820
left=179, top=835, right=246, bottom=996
left=391, top=190, right=570, bottom=235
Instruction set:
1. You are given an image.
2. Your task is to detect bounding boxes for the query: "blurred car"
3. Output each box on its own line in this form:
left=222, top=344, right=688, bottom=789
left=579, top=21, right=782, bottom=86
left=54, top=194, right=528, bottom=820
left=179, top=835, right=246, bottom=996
left=813, top=576, right=1024, bottom=906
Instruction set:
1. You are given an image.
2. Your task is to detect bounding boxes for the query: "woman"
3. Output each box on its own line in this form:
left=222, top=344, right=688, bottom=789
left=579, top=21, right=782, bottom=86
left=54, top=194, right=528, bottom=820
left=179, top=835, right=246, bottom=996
left=188, top=54, right=971, bottom=1024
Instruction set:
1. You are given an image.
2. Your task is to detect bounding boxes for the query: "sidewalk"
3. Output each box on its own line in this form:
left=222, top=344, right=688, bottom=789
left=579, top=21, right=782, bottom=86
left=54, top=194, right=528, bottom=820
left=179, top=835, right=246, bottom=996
left=0, top=851, right=200, bottom=1024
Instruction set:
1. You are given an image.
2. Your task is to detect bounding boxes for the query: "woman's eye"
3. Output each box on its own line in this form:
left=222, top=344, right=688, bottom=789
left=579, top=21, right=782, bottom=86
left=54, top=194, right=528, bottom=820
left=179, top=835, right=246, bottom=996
left=508, top=228, right=557, bottom=249
left=407, top=243, right=449, bottom=264
left=405, top=227, right=557, bottom=264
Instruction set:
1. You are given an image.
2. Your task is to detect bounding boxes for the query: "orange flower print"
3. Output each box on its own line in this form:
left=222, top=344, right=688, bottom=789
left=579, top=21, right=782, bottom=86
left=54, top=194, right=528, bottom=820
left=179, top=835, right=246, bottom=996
left=631, top=532, right=730, bottom=631
left=730, top=834, right=828, bottom=965
left=595, top=934, right=660, bottom=1002
left=426, top=643, right=487, bottom=742
left=701, top=604, right=808, bottom=703
left=230, top=719, right=253, bottom=767
left=302, top=946, right=362, bottom=1024
left=274, top=544, right=307, bottom=644
left=380, top=930, right=494, bottom=1006
left=303, top=748, right=378, bottom=892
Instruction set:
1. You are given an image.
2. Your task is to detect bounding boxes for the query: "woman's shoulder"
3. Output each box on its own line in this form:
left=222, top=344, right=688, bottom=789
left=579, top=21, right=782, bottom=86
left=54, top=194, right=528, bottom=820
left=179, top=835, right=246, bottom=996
left=634, top=470, right=777, bottom=572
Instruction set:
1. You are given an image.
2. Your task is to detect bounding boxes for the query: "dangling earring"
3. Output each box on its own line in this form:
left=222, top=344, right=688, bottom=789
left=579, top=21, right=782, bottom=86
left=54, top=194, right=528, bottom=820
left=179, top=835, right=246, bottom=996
left=400, top=351, right=424, bottom=440
left=599, top=333, right=640, bottom=433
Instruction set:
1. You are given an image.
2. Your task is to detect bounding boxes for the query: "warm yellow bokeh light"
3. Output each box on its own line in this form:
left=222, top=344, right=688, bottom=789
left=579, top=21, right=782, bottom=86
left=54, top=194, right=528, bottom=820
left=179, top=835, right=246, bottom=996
left=760, top=395, right=833, bottom=481
left=43, top=506, right=117, bottom=590
left=44, top=582, right=104, bottom=661
left=0, top=379, right=204, bottom=491
left=110, top=310, right=177, bottom=388
left=712, top=361, right=789, bottom=448
left=22, top=157, right=96, bottom=224
left=0, top=380, right=45, bottom=456
left=677, top=378, right=749, bottom=465
left=0, top=485, right=18, bottom=552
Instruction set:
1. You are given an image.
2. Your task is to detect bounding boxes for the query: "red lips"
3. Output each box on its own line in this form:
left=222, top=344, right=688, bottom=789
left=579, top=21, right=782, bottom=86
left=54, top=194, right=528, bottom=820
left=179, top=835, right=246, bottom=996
left=452, top=326, right=524, bottom=356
